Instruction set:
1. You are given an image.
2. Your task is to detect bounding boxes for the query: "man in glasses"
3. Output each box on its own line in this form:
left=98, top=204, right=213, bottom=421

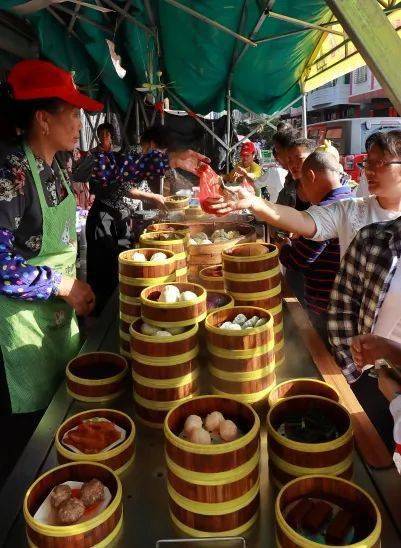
left=208, top=130, right=401, bottom=260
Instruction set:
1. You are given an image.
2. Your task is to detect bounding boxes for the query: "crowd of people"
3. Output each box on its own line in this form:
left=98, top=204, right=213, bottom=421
left=1, top=58, right=401, bottom=473
left=209, top=122, right=401, bottom=458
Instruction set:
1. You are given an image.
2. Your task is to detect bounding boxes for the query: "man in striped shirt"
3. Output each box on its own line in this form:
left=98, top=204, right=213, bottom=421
left=280, top=151, right=352, bottom=341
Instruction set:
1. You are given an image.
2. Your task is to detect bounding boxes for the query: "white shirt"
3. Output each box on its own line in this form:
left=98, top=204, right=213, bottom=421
left=373, top=259, right=401, bottom=342
left=255, top=166, right=286, bottom=203
left=307, top=195, right=401, bottom=258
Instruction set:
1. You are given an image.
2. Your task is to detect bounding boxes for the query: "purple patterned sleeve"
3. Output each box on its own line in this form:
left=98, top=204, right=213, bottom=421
left=120, top=150, right=169, bottom=185
left=0, top=228, right=60, bottom=301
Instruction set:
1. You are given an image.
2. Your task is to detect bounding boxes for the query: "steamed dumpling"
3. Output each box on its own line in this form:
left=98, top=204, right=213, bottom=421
left=132, top=251, right=147, bottom=262
left=141, top=322, right=158, bottom=336
left=159, top=285, right=180, bottom=303
left=220, top=322, right=242, bottom=331
left=205, top=411, right=224, bottom=433
left=180, top=291, right=197, bottom=302
left=202, top=239, right=213, bottom=245
left=184, top=415, right=202, bottom=436
left=149, top=252, right=168, bottom=262
left=255, top=318, right=267, bottom=327
left=189, top=238, right=197, bottom=245
left=194, top=232, right=208, bottom=241
left=233, top=314, right=247, bottom=326
left=242, top=320, right=255, bottom=329
left=155, top=330, right=173, bottom=337
left=188, top=428, right=211, bottom=445
left=168, top=326, right=185, bottom=335
left=226, top=230, right=240, bottom=239
left=248, top=316, right=260, bottom=326
left=220, top=419, right=239, bottom=442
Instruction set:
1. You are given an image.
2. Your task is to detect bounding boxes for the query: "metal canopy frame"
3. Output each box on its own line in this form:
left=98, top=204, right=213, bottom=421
left=34, top=0, right=401, bottom=157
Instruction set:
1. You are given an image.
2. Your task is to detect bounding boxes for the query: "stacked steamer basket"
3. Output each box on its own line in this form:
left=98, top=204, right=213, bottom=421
left=118, top=248, right=176, bottom=361
left=164, top=395, right=261, bottom=538
left=130, top=319, right=200, bottom=428
left=205, top=306, right=275, bottom=405
left=222, top=243, right=285, bottom=367
left=199, top=265, right=225, bottom=291
left=187, top=222, right=257, bottom=282
left=129, top=282, right=207, bottom=428
left=267, top=395, right=353, bottom=489
left=139, top=231, right=189, bottom=282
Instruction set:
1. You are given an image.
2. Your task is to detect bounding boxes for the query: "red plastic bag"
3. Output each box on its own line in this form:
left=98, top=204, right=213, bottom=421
left=197, top=163, right=223, bottom=214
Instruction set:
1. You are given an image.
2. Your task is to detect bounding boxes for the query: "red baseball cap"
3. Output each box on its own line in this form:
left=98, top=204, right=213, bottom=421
left=240, top=141, right=256, bottom=156
left=7, top=59, right=103, bottom=112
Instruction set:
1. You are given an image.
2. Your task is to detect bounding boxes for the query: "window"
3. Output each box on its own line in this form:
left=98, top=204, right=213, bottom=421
left=326, top=127, right=344, bottom=154
left=344, top=73, right=351, bottom=84
left=354, top=66, right=368, bottom=84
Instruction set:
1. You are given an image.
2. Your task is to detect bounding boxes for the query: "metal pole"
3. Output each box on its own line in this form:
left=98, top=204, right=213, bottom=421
left=255, top=28, right=310, bottom=44
left=226, top=89, right=231, bottom=173
left=135, top=96, right=141, bottom=144
left=326, top=0, right=401, bottom=116
left=163, top=0, right=257, bottom=46
left=268, top=11, right=344, bottom=36
left=53, top=5, right=113, bottom=35
left=168, top=90, right=229, bottom=150
left=302, top=93, right=308, bottom=138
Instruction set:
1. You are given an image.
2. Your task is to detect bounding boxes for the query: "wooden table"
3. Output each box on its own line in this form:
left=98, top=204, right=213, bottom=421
left=0, top=293, right=400, bottom=547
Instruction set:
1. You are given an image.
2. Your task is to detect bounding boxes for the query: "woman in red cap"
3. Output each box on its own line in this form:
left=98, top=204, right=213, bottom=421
left=0, top=59, right=103, bottom=419
left=224, top=141, right=262, bottom=188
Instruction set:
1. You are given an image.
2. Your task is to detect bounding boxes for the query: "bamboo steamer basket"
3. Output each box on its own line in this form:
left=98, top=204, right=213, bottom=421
left=188, top=223, right=256, bottom=281
left=55, top=409, right=135, bottom=475
left=146, top=222, right=190, bottom=235
left=140, top=282, right=207, bottom=328
left=199, top=265, right=225, bottom=290
left=206, top=306, right=276, bottom=405
left=139, top=231, right=189, bottom=281
left=165, top=195, right=190, bottom=211
left=118, top=248, right=176, bottom=299
left=222, top=243, right=279, bottom=274
left=268, top=378, right=339, bottom=409
left=164, top=395, right=261, bottom=538
left=24, top=461, right=123, bottom=548
left=130, top=320, right=200, bottom=428
left=275, top=475, right=381, bottom=548
left=66, top=352, right=128, bottom=403
left=267, top=395, right=354, bottom=489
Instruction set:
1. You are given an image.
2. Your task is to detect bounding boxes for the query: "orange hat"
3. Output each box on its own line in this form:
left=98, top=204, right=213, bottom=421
left=7, top=59, right=103, bottom=112
left=240, top=141, right=256, bottom=156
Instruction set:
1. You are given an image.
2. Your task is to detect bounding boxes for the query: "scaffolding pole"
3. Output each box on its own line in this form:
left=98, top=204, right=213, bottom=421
left=302, top=93, right=308, bottom=138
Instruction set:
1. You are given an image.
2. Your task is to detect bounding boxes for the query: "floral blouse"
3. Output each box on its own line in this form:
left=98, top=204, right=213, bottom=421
left=89, top=148, right=169, bottom=216
left=0, top=144, right=170, bottom=301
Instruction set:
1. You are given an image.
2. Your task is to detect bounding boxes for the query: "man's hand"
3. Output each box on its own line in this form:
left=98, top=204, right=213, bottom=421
left=351, top=334, right=401, bottom=370
left=148, top=193, right=166, bottom=210
left=58, top=276, right=95, bottom=316
left=204, top=187, right=258, bottom=216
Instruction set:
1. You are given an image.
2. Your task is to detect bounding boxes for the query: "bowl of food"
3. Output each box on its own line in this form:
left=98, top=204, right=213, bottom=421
left=56, top=409, right=136, bottom=475
left=24, top=462, right=122, bottom=547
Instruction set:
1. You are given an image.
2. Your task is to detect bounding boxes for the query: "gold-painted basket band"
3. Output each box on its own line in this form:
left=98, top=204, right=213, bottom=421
left=212, top=383, right=275, bottom=404
left=222, top=245, right=278, bottom=263
left=166, top=450, right=260, bottom=486
left=132, top=368, right=199, bottom=389
left=129, top=322, right=198, bottom=342
left=119, top=273, right=176, bottom=286
left=167, top=480, right=260, bottom=515
left=170, top=511, right=258, bottom=539
left=207, top=340, right=274, bottom=360
left=209, top=361, right=275, bottom=382
left=269, top=449, right=353, bottom=478
left=134, top=391, right=198, bottom=411
left=230, top=284, right=282, bottom=301
left=119, top=294, right=141, bottom=305
left=144, top=313, right=207, bottom=328
left=223, top=265, right=280, bottom=282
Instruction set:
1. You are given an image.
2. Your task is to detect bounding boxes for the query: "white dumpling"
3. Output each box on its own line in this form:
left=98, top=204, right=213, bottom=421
left=220, top=322, right=242, bottom=331
left=184, top=415, right=202, bottom=436
left=233, top=314, right=247, bottom=326
left=188, top=427, right=211, bottom=445
left=155, top=330, right=173, bottom=337
left=132, top=251, right=147, bottom=262
left=180, top=291, right=198, bottom=302
left=242, top=320, right=255, bottom=329
left=213, top=237, right=228, bottom=243
left=189, top=238, right=198, bottom=245
left=226, top=230, right=240, bottom=240
left=149, top=252, right=168, bottom=262
left=141, top=322, right=158, bottom=336
left=211, top=229, right=226, bottom=240
left=201, top=239, right=213, bottom=245
left=255, top=318, right=267, bottom=327
left=248, top=316, right=260, bottom=326
left=168, top=326, right=185, bottom=336
left=205, top=411, right=224, bottom=433
left=220, top=420, right=239, bottom=442
left=194, top=232, right=208, bottom=241
left=159, top=285, right=180, bottom=303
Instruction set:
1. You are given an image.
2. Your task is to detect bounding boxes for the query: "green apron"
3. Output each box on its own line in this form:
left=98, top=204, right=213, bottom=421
left=0, top=143, right=80, bottom=413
